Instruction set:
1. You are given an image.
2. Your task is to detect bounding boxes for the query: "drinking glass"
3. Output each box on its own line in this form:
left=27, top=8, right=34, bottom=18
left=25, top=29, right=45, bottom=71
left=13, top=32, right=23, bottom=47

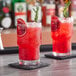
left=51, top=17, right=73, bottom=56
left=17, top=19, right=42, bottom=65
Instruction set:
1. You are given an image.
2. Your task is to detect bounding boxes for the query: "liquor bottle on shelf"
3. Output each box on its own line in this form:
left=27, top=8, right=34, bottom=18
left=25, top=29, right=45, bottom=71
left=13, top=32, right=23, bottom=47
left=11, top=0, right=27, bottom=27
left=37, top=0, right=44, bottom=6
left=42, top=0, right=55, bottom=26
left=1, top=0, right=12, bottom=29
left=5, top=0, right=12, bottom=12
left=0, top=0, right=3, bottom=26
left=55, top=0, right=72, bottom=17
left=71, top=0, right=76, bottom=24
left=27, top=0, right=42, bottom=22
left=58, top=0, right=64, bottom=17
left=27, top=0, right=36, bottom=22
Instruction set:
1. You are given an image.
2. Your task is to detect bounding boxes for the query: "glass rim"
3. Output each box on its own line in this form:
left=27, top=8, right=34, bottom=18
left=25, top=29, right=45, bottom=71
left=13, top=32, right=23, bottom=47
left=59, top=17, right=73, bottom=23
left=17, top=22, right=42, bottom=28
left=52, top=17, right=73, bottom=20
left=26, top=22, right=42, bottom=28
left=51, top=17, right=73, bottom=23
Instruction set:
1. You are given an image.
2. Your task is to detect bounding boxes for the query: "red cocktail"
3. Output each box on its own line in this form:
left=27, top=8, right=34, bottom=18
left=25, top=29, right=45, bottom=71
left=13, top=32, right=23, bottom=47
left=17, top=18, right=42, bottom=65
left=51, top=16, right=73, bottom=56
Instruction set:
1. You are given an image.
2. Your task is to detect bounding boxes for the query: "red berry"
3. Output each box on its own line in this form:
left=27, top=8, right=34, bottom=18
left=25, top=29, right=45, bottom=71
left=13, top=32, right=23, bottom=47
left=51, top=16, right=60, bottom=32
left=17, top=18, right=27, bottom=36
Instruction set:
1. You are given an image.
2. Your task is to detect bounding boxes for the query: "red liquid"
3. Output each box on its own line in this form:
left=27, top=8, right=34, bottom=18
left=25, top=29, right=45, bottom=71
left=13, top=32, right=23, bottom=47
left=17, top=27, right=41, bottom=60
left=51, top=20, right=73, bottom=54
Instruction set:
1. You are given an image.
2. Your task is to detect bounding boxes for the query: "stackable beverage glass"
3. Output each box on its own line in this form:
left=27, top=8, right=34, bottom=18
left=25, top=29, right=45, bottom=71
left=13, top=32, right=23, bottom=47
left=51, top=17, right=73, bottom=56
left=17, top=18, right=42, bottom=65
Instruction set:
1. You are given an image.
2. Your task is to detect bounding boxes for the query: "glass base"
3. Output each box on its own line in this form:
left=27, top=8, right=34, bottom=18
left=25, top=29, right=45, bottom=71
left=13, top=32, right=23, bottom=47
left=53, top=52, right=72, bottom=56
left=19, top=59, right=40, bottom=66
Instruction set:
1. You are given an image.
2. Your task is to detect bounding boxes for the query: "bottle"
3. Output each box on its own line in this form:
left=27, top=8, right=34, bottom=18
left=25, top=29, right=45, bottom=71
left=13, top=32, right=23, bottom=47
left=5, top=0, right=12, bottom=12
left=57, top=0, right=72, bottom=17
left=54, top=0, right=58, bottom=16
left=0, top=0, right=3, bottom=26
left=37, top=0, right=44, bottom=6
left=58, top=0, right=64, bottom=17
left=1, top=0, right=12, bottom=29
left=42, top=0, right=55, bottom=26
left=27, top=0, right=36, bottom=22
left=27, top=0, right=42, bottom=22
left=41, top=0, right=46, bottom=26
left=71, top=0, right=76, bottom=24
left=11, top=0, right=27, bottom=27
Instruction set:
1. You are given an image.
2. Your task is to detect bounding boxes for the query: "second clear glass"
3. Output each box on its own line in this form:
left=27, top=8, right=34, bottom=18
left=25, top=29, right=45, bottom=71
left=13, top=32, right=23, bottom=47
left=17, top=19, right=42, bottom=65
left=51, top=17, right=73, bottom=56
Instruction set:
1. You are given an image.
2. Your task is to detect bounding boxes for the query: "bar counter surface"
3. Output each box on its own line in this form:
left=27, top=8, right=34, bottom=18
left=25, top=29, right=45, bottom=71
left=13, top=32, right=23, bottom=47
left=1, top=27, right=76, bottom=76
left=1, top=51, right=76, bottom=76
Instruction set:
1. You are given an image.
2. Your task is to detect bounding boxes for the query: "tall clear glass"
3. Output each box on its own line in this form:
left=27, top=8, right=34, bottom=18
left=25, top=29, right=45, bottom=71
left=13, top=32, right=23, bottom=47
left=17, top=19, right=42, bottom=65
left=51, top=17, right=73, bottom=56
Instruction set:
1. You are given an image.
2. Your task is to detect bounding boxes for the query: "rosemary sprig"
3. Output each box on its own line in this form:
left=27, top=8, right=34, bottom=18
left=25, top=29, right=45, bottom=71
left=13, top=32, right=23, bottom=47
left=63, top=0, right=71, bottom=18
left=33, top=6, right=39, bottom=22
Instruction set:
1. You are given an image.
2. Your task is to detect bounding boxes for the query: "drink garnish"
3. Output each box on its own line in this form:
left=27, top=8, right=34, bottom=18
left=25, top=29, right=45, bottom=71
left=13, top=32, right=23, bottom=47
left=33, top=6, right=39, bottom=22
left=17, top=18, right=27, bottom=36
left=63, top=0, right=71, bottom=18
left=51, top=16, right=60, bottom=32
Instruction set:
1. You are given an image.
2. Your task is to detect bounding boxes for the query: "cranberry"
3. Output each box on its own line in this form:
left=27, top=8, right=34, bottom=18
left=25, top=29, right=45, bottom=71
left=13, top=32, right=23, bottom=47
left=51, top=16, right=60, bottom=32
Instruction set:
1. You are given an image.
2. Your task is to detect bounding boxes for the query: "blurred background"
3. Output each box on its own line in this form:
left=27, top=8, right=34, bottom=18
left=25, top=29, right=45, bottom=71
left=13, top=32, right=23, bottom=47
left=0, top=0, right=76, bottom=48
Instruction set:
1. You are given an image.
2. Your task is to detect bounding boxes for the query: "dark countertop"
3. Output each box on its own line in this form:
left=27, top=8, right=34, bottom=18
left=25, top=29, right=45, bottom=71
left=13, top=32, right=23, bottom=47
left=1, top=51, right=76, bottom=76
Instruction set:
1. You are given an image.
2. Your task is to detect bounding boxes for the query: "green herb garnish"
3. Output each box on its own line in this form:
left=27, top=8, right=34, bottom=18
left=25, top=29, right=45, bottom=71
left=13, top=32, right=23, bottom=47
left=33, top=6, right=39, bottom=22
left=63, top=0, right=71, bottom=18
